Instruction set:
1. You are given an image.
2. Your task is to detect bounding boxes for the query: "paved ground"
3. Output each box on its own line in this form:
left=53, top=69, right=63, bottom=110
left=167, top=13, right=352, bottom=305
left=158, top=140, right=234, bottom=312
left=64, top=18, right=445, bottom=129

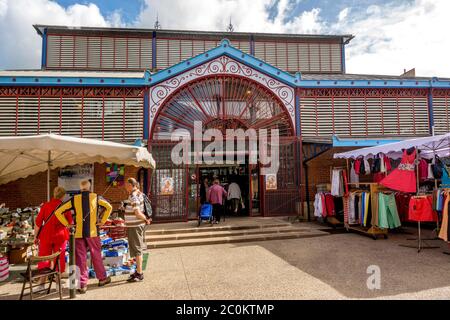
left=1, top=222, right=450, bottom=300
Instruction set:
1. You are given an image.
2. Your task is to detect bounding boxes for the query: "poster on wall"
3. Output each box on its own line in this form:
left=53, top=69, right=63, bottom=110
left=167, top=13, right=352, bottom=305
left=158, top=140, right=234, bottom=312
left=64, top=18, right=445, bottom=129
left=58, top=164, right=94, bottom=195
left=265, top=174, right=277, bottom=191
left=106, top=163, right=125, bottom=187
left=160, top=177, right=174, bottom=195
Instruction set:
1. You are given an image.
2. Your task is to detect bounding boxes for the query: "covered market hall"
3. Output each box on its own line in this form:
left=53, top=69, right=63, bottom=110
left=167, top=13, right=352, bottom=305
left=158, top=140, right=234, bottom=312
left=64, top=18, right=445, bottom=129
left=0, top=25, right=450, bottom=223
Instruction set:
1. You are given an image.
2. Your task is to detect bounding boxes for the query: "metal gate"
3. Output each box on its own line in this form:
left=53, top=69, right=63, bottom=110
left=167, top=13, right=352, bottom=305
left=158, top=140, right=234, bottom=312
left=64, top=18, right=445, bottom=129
left=263, top=137, right=302, bottom=216
left=149, top=141, right=188, bottom=222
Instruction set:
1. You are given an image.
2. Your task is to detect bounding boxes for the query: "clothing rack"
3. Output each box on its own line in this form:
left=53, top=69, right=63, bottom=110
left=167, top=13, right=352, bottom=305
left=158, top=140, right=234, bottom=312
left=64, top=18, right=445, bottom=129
left=327, top=167, right=347, bottom=228
left=345, top=183, right=389, bottom=240
left=399, top=148, right=440, bottom=253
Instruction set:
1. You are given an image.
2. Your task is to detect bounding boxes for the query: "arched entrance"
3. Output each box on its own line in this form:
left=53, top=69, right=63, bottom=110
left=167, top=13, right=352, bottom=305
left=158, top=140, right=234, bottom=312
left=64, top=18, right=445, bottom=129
left=151, top=75, right=295, bottom=139
left=149, top=60, right=300, bottom=222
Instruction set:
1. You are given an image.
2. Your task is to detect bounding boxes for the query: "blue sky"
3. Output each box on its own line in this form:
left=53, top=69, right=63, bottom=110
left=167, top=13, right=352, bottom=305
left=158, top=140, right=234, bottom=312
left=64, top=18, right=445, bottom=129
left=55, top=0, right=145, bottom=24
left=0, top=0, right=448, bottom=76
left=54, top=0, right=407, bottom=25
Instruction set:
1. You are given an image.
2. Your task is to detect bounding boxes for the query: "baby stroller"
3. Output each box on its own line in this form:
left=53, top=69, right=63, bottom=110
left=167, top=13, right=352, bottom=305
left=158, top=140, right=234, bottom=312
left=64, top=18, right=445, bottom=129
left=198, top=203, right=213, bottom=226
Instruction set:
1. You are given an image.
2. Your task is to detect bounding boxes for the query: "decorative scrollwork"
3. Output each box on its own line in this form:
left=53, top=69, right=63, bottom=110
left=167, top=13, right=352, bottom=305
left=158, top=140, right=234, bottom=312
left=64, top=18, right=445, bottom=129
left=149, top=55, right=296, bottom=130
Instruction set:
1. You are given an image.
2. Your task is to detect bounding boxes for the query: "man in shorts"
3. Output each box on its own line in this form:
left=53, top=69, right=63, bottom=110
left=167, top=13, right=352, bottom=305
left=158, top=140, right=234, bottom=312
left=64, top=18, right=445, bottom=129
left=123, top=178, right=151, bottom=282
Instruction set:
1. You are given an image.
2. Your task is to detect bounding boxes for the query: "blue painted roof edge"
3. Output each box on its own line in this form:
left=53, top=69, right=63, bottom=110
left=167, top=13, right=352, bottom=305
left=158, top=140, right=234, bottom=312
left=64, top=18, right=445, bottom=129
left=0, top=75, right=147, bottom=87
left=0, top=40, right=449, bottom=89
left=332, top=135, right=402, bottom=147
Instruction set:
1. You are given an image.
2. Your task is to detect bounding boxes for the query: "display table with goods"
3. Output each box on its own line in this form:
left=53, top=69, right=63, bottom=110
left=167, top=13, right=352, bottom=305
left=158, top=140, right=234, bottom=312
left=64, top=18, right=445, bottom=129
left=0, top=205, right=39, bottom=271
left=86, top=218, right=138, bottom=278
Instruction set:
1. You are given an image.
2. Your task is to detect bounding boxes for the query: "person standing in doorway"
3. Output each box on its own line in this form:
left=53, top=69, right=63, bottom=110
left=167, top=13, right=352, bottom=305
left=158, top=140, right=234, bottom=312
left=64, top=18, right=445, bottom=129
left=227, top=180, right=242, bottom=215
left=123, top=178, right=151, bottom=282
left=54, top=180, right=112, bottom=294
left=200, top=178, right=209, bottom=205
left=207, top=179, right=227, bottom=224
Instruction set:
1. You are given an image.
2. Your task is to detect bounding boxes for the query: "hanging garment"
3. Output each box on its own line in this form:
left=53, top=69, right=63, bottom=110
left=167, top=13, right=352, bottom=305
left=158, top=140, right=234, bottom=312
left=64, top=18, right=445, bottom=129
left=343, top=196, right=349, bottom=224
left=354, top=159, right=362, bottom=176
left=324, top=194, right=336, bottom=217
left=395, top=193, right=412, bottom=222
left=371, top=193, right=379, bottom=227
left=384, top=156, right=392, bottom=172
left=343, top=169, right=349, bottom=195
left=348, top=193, right=357, bottom=224
left=372, top=156, right=381, bottom=174
left=380, top=149, right=417, bottom=193
left=314, top=193, right=323, bottom=218
left=331, top=170, right=343, bottom=197
left=418, top=159, right=429, bottom=181
left=363, top=192, right=370, bottom=227
left=321, top=194, right=327, bottom=218
left=439, top=195, right=450, bottom=242
left=437, top=190, right=445, bottom=212
left=350, top=162, right=359, bottom=185
left=359, top=158, right=366, bottom=175
left=380, top=155, right=386, bottom=173
left=360, top=193, right=365, bottom=225
left=428, top=163, right=435, bottom=180
left=364, top=158, right=371, bottom=175
left=378, top=193, right=402, bottom=229
left=432, top=156, right=444, bottom=179
left=354, top=193, right=360, bottom=224
left=408, top=196, right=438, bottom=222
left=373, top=172, right=387, bottom=183
left=442, top=166, right=450, bottom=187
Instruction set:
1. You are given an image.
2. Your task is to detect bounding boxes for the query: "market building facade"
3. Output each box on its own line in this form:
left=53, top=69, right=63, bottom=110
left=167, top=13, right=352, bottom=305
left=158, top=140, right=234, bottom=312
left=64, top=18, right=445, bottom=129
left=0, top=25, right=450, bottom=223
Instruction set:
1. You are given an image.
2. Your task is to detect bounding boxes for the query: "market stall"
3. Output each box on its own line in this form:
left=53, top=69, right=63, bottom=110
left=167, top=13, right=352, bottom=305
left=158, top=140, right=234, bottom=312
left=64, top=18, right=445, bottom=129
left=0, top=134, right=156, bottom=288
left=330, top=133, right=450, bottom=249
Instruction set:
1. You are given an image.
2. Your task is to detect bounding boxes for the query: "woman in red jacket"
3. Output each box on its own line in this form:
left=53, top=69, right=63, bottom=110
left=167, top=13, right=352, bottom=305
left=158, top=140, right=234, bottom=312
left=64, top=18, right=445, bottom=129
left=34, top=186, right=73, bottom=276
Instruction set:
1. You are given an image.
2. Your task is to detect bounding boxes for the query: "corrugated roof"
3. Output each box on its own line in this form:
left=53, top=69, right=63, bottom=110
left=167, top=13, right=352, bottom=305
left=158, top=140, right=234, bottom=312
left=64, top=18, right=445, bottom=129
left=0, top=70, right=145, bottom=78
left=300, top=73, right=450, bottom=81
left=33, top=24, right=354, bottom=44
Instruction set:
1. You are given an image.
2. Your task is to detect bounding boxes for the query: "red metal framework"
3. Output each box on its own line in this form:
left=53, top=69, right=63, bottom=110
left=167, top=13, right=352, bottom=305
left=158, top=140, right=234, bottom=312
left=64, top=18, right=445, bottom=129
left=149, top=140, right=189, bottom=223
left=432, top=89, right=450, bottom=134
left=263, top=137, right=302, bottom=216
left=0, top=87, right=144, bottom=98
left=299, top=88, right=430, bottom=139
left=299, top=88, right=429, bottom=97
left=0, top=86, right=144, bottom=143
left=151, top=75, right=295, bottom=140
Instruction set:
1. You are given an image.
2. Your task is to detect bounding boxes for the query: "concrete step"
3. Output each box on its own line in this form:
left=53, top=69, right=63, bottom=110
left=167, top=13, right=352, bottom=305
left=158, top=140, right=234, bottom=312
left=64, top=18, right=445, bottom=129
left=146, top=229, right=328, bottom=249
left=146, top=226, right=312, bottom=242
left=146, top=222, right=292, bottom=236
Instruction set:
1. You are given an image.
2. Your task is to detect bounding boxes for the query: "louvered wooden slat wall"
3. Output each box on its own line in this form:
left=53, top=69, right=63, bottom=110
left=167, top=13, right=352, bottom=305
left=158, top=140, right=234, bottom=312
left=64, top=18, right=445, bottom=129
left=47, top=34, right=153, bottom=70
left=155, top=38, right=250, bottom=70
left=299, top=89, right=430, bottom=139
left=254, top=41, right=342, bottom=73
left=0, top=93, right=143, bottom=143
left=47, top=33, right=342, bottom=73
left=433, top=90, right=450, bottom=134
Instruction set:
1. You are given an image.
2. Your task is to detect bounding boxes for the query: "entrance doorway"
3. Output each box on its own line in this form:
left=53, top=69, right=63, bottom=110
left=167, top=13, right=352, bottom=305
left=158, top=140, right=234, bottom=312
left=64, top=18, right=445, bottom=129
left=187, top=162, right=262, bottom=220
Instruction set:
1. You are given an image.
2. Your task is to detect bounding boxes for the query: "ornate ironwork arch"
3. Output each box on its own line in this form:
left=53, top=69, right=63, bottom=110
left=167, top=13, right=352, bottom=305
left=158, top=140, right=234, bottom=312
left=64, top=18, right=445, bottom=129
left=150, top=74, right=295, bottom=139
left=149, top=55, right=296, bottom=139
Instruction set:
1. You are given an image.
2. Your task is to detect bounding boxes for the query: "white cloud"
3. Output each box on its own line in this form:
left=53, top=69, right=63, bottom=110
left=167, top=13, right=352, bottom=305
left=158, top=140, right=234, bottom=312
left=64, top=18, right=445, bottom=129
left=0, top=0, right=113, bottom=69
left=135, top=0, right=323, bottom=34
left=0, top=0, right=448, bottom=77
left=334, top=0, right=450, bottom=77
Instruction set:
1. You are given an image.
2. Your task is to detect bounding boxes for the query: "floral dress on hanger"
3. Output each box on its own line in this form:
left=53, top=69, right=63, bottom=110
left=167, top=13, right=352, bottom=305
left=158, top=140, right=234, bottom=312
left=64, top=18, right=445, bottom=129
left=380, top=148, right=417, bottom=193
